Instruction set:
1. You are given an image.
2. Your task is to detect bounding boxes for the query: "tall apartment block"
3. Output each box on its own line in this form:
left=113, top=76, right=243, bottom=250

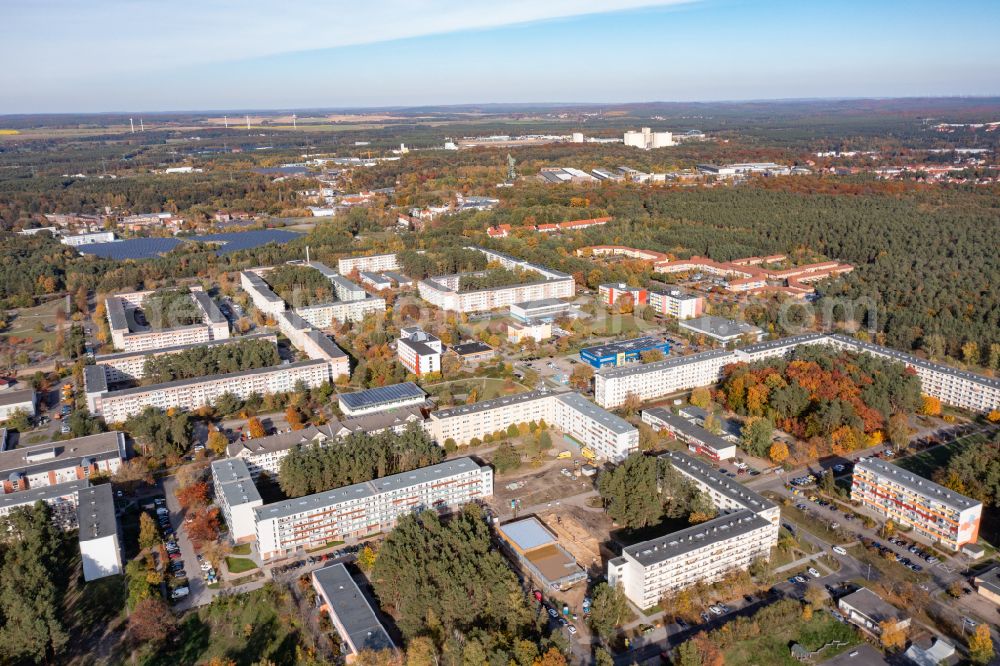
left=851, top=458, right=982, bottom=551
left=594, top=350, right=733, bottom=408
left=105, top=288, right=230, bottom=352
left=426, top=390, right=638, bottom=462
left=608, top=452, right=779, bottom=609
left=337, top=253, right=400, bottom=275
left=210, top=456, right=493, bottom=560
left=397, top=327, right=442, bottom=376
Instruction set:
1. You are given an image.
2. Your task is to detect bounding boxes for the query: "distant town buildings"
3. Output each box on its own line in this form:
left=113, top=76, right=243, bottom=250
left=624, top=127, right=674, bottom=149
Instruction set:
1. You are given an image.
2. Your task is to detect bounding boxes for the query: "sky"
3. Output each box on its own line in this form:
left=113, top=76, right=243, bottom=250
left=3, top=0, right=999, bottom=114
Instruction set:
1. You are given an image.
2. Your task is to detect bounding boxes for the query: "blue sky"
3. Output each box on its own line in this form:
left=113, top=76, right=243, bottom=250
left=3, top=0, right=999, bottom=114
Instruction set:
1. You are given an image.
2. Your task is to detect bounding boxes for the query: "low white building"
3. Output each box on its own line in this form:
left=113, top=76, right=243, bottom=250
left=507, top=319, right=552, bottom=344
left=0, top=387, right=37, bottom=422
left=337, top=382, right=427, bottom=417
left=61, top=231, right=116, bottom=246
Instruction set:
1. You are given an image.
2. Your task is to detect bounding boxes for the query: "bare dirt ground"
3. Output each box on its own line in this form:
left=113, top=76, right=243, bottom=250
left=537, top=507, right=608, bottom=571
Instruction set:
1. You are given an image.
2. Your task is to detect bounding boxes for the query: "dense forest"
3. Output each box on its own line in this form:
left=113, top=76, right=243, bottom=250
left=141, top=337, right=280, bottom=384
left=372, top=506, right=556, bottom=662
left=720, top=345, right=922, bottom=459
left=277, top=423, right=443, bottom=497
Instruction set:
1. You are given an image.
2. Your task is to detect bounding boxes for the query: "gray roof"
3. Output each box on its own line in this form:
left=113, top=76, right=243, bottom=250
left=0, top=431, right=125, bottom=476
left=660, top=450, right=774, bottom=514
left=839, top=587, right=908, bottom=624
left=598, top=349, right=732, bottom=379
left=241, top=271, right=283, bottom=302
left=555, top=392, right=635, bottom=435
left=643, top=407, right=734, bottom=453
left=306, top=261, right=338, bottom=279
left=398, top=335, right=439, bottom=357
left=581, top=336, right=667, bottom=358
left=0, top=387, right=35, bottom=408
left=855, top=457, right=981, bottom=512
left=76, top=483, right=118, bottom=541
left=83, top=365, right=109, bottom=394
left=101, top=359, right=327, bottom=398
left=623, top=510, right=770, bottom=567
left=211, top=457, right=263, bottom=507
left=338, top=382, right=425, bottom=412
left=499, top=517, right=556, bottom=551
left=829, top=333, right=1000, bottom=389
left=306, top=330, right=348, bottom=358
left=382, top=271, right=411, bottom=284
left=254, top=457, right=483, bottom=521
left=332, top=406, right=426, bottom=436
left=279, top=310, right=312, bottom=331
left=312, top=563, right=395, bottom=653
left=510, top=298, right=572, bottom=312
left=360, top=271, right=391, bottom=284
left=432, top=389, right=551, bottom=420
left=450, top=341, right=494, bottom=356
left=819, top=644, right=889, bottom=666
left=105, top=296, right=129, bottom=331
left=679, top=316, right=762, bottom=340
left=648, top=285, right=701, bottom=301
left=190, top=290, right=226, bottom=324
left=0, top=479, right=89, bottom=512
left=330, top=274, right=365, bottom=293
left=974, top=566, right=1000, bottom=597
left=735, top=333, right=827, bottom=356
left=227, top=425, right=333, bottom=458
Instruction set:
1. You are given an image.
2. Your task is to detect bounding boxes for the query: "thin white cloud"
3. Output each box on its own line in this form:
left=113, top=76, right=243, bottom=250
left=3, top=0, right=694, bottom=81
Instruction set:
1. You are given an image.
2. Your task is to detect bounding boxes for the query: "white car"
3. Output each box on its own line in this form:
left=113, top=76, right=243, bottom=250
left=832, top=546, right=847, bottom=555
left=709, top=605, right=723, bottom=615
left=807, top=567, right=821, bottom=578
left=170, top=586, right=190, bottom=599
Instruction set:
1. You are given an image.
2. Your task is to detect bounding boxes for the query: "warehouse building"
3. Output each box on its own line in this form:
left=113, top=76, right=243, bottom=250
left=509, top=298, right=576, bottom=322
left=679, top=316, right=764, bottom=345
left=580, top=336, right=670, bottom=369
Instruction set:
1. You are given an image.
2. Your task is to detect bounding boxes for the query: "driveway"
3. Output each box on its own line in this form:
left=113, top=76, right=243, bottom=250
left=162, top=476, right=212, bottom=611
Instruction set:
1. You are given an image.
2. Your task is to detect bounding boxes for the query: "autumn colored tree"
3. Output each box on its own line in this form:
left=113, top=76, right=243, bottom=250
left=138, top=513, right=161, bottom=551
left=689, top=386, right=712, bottom=409
left=621, top=392, right=642, bottom=417
left=569, top=364, right=594, bottom=392
left=533, top=649, right=568, bottom=666
left=285, top=404, right=305, bottom=431
left=176, top=481, right=210, bottom=510
left=919, top=395, right=942, bottom=416
left=206, top=429, right=229, bottom=456
left=768, top=441, right=789, bottom=464
left=879, top=619, right=906, bottom=651
left=247, top=416, right=267, bottom=439
left=186, top=507, right=221, bottom=544
left=128, top=597, right=176, bottom=645
left=969, top=623, right=994, bottom=665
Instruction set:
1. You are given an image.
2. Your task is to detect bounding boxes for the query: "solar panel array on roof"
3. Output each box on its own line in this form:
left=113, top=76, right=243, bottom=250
left=338, top=382, right=426, bottom=411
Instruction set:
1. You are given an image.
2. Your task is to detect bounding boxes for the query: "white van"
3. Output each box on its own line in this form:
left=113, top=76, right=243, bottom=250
left=170, top=587, right=190, bottom=599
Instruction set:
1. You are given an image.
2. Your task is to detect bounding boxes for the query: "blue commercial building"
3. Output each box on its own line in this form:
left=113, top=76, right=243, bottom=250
left=579, top=336, right=670, bottom=369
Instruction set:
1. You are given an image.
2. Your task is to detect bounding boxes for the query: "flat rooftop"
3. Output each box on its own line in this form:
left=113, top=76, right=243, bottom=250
left=679, top=316, right=762, bottom=339
left=0, top=387, right=35, bottom=408
left=661, top=450, right=774, bottom=514
left=855, top=457, right=981, bottom=512
left=76, top=483, right=118, bottom=541
left=102, top=359, right=327, bottom=399
left=312, top=563, right=395, bottom=653
left=105, top=296, right=129, bottom=331
left=736, top=333, right=827, bottom=356
left=598, top=349, right=733, bottom=380
left=431, top=389, right=550, bottom=420
left=555, top=392, right=635, bottom=435
left=338, top=382, right=426, bottom=412
left=0, top=479, right=89, bottom=511
left=499, top=516, right=556, bottom=552
left=95, top=332, right=276, bottom=363
left=306, top=330, right=348, bottom=358
left=623, top=510, right=770, bottom=567
left=0, top=431, right=125, bottom=476
left=511, top=298, right=572, bottom=311
left=450, top=341, right=493, bottom=356
left=581, top=336, right=666, bottom=358
left=190, top=291, right=226, bottom=324
left=839, top=587, right=908, bottom=624
left=254, top=457, right=484, bottom=521
left=643, top=407, right=734, bottom=453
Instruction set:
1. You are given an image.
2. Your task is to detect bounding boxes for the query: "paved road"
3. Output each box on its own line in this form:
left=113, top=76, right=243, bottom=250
left=162, top=476, right=212, bottom=611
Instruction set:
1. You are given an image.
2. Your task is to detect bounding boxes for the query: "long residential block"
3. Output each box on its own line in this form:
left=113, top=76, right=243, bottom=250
left=608, top=451, right=779, bottom=609
left=337, top=253, right=400, bottom=275
left=851, top=457, right=982, bottom=551
left=0, top=431, right=127, bottom=494
left=312, top=563, right=396, bottom=661
left=426, top=390, right=638, bottom=462
left=105, top=288, right=229, bottom=352
left=91, top=359, right=329, bottom=423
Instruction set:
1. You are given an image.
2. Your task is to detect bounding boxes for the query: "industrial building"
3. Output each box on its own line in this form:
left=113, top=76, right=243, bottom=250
left=851, top=458, right=982, bottom=551
left=679, top=316, right=764, bottom=345
left=579, top=336, right=670, bottom=369
left=624, top=127, right=674, bottom=149
left=497, top=517, right=587, bottom=591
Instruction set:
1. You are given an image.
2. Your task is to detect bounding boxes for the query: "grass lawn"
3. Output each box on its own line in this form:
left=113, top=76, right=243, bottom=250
left=848, top=545, right=930, bottom=585
left=764, top=493, right=850, bottom=544
left=4, top=298, right=65, bottom=351
left=424, top=377, right=527, bottom=402
left=306, top=539, right=344, bottom=553
left=231, top=543, right=252, bottom=556
left=722, top=611, right=860, bottom=665
left=895, top=434, right=984, bottom=478
left=225, top=556, right=258, bottom=574
left=140, top=584, right=313, bottom=666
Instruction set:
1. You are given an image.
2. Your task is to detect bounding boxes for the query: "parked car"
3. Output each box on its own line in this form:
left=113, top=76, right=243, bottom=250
left=807, top=568, right=821, bottom=578
left=832, top=546, right=847, bottom=555
left=170, top=587, right=189, bottom=600
left=709, top=605, right=723, bottom=615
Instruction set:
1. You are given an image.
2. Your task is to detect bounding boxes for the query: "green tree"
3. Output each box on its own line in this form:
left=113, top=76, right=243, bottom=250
left=493, top=441, right=522, bottom=475
left=741, top=417, right=774, bottom=457
left=588, top=583, right=632, bottom=641
left=598, top=453, right=662, bottom=529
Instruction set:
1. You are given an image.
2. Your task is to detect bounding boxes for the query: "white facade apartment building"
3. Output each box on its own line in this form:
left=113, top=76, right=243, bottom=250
left=211, top=458, right=264, bottom=542
left=296, top=298, right=387, bottom=326
left=275, top=311, right=350, bottom=381
left=608, top=451, right=779, bottom=609
left=594, top=350, right=733, bottom=408
left=105, top=288, right=230, bottom=352
left=0, top=431, right=127, bottom=494
left=93, top=333, right=278, bottom=383
left=648, top=287, right=704, bottom=319
left=92, top=359, right=329, bottom=423
left=240, top=271, right=287, bottom=316
left=418, top=247, right=576, bottom=313
left=251, top=457, right=492, bottom=560
left=426, top=390, right=638, bottom=462
left=0, top=387, right=37, bottom=421
left=397, top=327, right=442, bottom=376
left=337, top=253, right=400, bottom=275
